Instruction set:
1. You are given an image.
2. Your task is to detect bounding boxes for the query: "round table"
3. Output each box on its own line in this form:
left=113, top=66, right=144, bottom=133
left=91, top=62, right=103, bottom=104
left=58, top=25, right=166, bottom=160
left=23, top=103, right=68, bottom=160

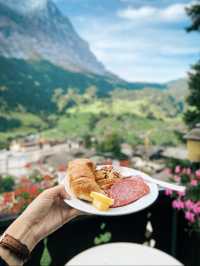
left=67, top=242, right=182, bottom=265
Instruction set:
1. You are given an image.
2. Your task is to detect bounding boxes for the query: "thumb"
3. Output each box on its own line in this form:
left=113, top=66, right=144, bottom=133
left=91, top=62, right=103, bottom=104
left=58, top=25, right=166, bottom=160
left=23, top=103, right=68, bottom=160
left=43, top=185, right=70, bottom=200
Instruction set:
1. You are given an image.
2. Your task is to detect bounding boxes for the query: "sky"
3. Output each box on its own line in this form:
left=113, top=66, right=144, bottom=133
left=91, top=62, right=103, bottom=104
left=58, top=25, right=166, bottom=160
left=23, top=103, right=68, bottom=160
left=54, top=0, right=200, bottom=82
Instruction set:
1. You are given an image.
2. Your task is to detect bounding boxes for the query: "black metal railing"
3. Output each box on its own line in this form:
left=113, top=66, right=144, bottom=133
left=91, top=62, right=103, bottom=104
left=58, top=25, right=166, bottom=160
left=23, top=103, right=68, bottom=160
left=0, top=193, right=199, bottom=266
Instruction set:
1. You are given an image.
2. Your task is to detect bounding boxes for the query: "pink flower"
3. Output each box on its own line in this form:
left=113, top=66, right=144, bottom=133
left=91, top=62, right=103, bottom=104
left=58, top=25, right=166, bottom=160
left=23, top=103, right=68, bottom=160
left=174, top=175, right=181, bottom=183
left=190, top=179, right=198, bottom=186
left=195, top=170, right=200, bottom=179
left=185, top=211, right=195, bottom=223
left=186, top=168, right=192, bottom=175
left=182, top=168, right=187, bottom=174
left=177, top=191, right=186, bottom=197
left=192, top=203, right=200, bottom=214
left=164, top=168, right=171, bottom=174
left=172, top=199, right=184, bottom=210
left=185, top=200, right=195, bottom=210
left=175, top=166, right=181, bottom=174
left=165, top=189, right=173, bottom=196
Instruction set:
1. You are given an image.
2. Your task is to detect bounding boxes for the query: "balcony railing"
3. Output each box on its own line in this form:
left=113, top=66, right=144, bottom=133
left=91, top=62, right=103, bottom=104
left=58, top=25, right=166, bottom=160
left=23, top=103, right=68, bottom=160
left=0, top=193, right=199, bottom=266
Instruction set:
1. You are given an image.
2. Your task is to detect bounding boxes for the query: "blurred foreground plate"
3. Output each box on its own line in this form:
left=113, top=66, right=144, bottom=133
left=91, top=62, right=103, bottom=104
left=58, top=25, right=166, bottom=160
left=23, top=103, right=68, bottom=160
left=67, top=243, right=182, bottom=265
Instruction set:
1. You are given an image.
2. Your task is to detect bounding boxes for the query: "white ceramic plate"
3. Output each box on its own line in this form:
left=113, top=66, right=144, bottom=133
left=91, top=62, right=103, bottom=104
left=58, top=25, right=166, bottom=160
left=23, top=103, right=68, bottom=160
left=58, top=166, right=159, bottom=216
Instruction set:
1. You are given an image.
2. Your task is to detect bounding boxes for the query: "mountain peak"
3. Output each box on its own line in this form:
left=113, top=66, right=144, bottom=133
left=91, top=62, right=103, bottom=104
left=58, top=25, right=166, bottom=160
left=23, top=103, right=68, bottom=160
left=0, top=0, right=48, bottom=15
left=0, top=0, right=108, bottom=76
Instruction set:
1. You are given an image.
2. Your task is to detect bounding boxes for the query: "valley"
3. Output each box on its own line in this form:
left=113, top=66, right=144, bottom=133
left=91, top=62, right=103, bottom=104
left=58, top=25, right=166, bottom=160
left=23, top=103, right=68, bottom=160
left=0, top=0, right=189, bottom=151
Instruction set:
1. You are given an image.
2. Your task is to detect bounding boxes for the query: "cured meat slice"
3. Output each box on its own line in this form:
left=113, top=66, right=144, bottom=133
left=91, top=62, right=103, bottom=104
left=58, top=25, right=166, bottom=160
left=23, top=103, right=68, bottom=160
left=107, top=177, right=150, bottom=207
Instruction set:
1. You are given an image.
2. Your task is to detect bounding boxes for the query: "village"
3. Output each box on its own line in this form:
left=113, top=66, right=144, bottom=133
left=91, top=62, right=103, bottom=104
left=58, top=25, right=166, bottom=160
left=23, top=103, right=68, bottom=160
left=1, top=124, right=199, bottom=180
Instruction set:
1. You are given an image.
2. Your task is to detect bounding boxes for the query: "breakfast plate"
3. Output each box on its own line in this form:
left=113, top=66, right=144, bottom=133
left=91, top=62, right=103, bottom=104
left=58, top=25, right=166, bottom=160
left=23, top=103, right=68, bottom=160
left=58, top=166, right=159, bottom=216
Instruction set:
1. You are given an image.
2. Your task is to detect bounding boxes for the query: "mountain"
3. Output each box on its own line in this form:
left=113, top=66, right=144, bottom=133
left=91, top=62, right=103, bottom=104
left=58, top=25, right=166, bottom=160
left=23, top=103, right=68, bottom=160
left=0, top=0, right=107, bottom=75
left=0, top=0, right=178, bottom=117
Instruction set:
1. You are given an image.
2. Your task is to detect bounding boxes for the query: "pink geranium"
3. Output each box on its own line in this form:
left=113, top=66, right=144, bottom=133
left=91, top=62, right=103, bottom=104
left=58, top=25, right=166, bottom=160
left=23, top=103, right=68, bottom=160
left=192, top=202, right=200, bottom=214
left=185, top=200, right=195, bottom=210
left=190, top=179, right=198, bottom=186
left=195, top=170, right=200, bottom=179
left=166, top=167, right=200, bottom=232
left=174, top=175, right=181, bottom=182
left=185, top=211, right=195, bottom=223
left=165, top=189, right=173, bottom=196
left=172, top=199, right=184, bottom=210
left=164, top=168, right=171, bottom=174
left=182, top=168, right=186, bottom=174
left=177, top=191, right=186, bottom=197
left=186, top=168, right=192, bottom=175
left=175, top=166, right=181, bottom=174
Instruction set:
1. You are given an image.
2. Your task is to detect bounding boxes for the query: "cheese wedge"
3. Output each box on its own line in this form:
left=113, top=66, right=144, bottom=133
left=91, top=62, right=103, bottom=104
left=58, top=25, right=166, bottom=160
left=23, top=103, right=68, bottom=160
left=90, top=192, right=114, bottom=211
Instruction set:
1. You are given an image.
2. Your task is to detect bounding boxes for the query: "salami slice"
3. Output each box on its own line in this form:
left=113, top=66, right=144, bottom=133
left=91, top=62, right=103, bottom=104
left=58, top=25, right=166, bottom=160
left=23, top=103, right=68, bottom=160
left=107, top=177, right=150, bottom=207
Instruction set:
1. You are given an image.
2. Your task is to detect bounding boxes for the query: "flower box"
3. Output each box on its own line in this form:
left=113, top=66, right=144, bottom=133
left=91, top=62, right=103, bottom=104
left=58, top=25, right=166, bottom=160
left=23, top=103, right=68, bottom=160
left=0, top=174, right=57, bottom=218
left=165, top=165, right=200, bottom=233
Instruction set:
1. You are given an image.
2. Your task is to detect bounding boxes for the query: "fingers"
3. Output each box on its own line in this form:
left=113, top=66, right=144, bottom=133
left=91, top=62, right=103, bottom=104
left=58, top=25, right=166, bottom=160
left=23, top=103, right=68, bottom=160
left=61, top=208, right=80, bottom=225
left=69, top=208, right=80, bottom=217
left=42, top=185, right=70, bottom=200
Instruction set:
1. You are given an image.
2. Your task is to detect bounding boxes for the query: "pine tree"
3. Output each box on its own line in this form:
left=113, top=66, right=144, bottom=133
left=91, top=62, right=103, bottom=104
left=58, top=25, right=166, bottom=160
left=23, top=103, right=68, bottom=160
left=184, top=2, right=200, bottom=127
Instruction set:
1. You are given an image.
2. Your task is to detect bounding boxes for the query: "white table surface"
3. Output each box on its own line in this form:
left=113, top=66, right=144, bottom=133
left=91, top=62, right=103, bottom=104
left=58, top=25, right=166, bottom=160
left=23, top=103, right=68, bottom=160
left=67, top=242, right=183, bottom=266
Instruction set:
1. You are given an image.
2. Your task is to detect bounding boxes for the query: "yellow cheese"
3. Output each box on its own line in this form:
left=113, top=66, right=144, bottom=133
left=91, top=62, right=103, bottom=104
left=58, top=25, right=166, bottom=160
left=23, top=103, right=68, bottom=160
left=93, top=199, right=110, bottom=211
left=90, top=192, right=114, bottom=211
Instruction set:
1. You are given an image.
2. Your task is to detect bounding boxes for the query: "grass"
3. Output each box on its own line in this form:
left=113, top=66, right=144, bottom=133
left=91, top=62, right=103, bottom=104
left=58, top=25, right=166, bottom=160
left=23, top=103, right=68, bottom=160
left=40, top=112, right=183, bottom=147
left=93, top=114, right=182, bottom=146
left=0, top=94, right=185, bottom=148
left=12, top=112, right=46, bottom=128
left=0, top=111, right=48, bottom=147
left=67, top=95, right=181, bottom=121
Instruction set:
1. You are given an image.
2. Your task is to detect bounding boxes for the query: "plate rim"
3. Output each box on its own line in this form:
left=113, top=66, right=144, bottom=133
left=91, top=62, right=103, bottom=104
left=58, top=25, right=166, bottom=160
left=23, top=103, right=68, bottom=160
left=59, top=166, right=159, bottom=216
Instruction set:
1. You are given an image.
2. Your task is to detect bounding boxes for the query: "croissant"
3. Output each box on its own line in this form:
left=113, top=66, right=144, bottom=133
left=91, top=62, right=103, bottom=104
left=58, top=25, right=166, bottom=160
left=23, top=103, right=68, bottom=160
left=67, top=159, right=103, bottom=202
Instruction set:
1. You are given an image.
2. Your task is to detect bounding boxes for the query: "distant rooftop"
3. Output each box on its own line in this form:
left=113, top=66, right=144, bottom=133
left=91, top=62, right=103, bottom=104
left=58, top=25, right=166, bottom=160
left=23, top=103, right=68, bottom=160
left=184, top=124, right=200, bottom=141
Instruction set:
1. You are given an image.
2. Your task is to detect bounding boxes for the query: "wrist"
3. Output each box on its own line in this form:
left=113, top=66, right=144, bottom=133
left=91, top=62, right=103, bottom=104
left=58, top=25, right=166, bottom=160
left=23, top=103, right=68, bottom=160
left=5, top=216, right=37, bottom=252
left=0, top=245, right=23, bottom=266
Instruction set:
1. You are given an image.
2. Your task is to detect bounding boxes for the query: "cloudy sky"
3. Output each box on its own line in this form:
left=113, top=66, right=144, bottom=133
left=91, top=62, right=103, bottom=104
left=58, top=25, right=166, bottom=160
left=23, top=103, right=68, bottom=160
left=55, top=0, right=199, bottom=82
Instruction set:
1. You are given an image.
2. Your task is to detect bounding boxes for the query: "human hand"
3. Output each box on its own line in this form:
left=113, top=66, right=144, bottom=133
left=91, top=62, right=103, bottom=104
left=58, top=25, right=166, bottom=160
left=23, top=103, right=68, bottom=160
left=5, top=185, right=81, bottom=252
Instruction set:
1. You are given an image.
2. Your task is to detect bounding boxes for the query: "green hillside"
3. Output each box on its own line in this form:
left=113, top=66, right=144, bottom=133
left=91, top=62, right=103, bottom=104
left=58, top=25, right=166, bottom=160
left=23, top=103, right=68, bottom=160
left=0, top=57, right=186, bottom=148
left=42, top=112, right=183, bottom=147
left=0, top=57, right=165, bottom=114
left=40, top=89, right=184, bottom=147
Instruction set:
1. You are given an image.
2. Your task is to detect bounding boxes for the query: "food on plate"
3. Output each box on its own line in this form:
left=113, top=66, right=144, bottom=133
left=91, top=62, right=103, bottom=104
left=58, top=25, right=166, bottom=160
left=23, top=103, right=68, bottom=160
left=95, top=166, right=122, bottom=190
left=68, top=159, right=103, bottom=202
left=107, top=177, right=150, bottom=207
left=67, top=159, right=150, bottom=211
left=90, top=192, right=114, bottom=211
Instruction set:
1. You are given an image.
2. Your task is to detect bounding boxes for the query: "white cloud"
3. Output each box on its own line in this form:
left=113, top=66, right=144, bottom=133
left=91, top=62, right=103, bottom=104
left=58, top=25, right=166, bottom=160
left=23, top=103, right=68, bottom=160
left=70, top=1, right=199, bottom=82
left=118, top=3, right=188, bottom=22
left=80, top=21, right=199, bottom=82
left=162, top=4, right=187, bottom=21
left=160, top=46, right=200, bottom=55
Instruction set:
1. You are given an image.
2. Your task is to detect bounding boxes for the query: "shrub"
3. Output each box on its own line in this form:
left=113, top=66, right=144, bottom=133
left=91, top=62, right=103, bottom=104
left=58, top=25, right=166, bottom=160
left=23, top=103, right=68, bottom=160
left=0, top=176, right=15, bottom=193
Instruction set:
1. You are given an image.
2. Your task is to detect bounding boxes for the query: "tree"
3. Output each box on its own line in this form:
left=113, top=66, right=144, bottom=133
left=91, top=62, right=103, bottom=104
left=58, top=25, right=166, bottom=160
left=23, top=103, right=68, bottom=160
left=186, top=4, right=200, bottom=32
left=52, top=87, right=82, bottom=113
left=84, top=86, right=97, bottom=103
left=184, top=2, right=200, bottom=127
left=96, top=133, right=122, bottom=156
